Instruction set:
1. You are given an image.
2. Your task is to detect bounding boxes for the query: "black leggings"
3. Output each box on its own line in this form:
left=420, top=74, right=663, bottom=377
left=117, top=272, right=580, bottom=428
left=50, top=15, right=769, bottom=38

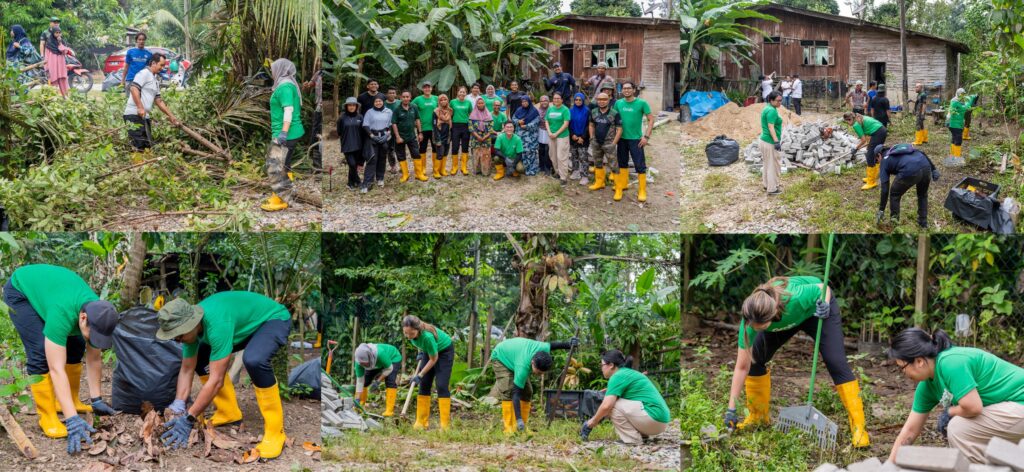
left=4, top=281, right=85, bottom=375
left=888, top=167, right=930, bottom=227
left=748, top=298, right=855, bottom=385
left=950, top=127, right=963, bottom=146
left=866, top=127, right=888, bottom=166
left=195, top=319, right=290, bottom=388
left=365, top=361, right=401, bottom=389
left=451, top=122, right=470, bottom=155
left=418, top=130, right=435, bottom=155
left=345, top=151, right=363, bottom=187
left=416, top=344, right=454, bottom=398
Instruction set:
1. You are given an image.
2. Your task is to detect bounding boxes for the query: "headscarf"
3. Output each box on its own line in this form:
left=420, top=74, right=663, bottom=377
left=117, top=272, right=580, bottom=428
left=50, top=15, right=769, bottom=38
left=45, top=26, right=62, bottom=55
left=354, top=343, right=378, bottom=368
left=569, top=92, right=589, bottom=136
left=513, top=95, right=539, bottom=123
left=270, top=58, right=301, bottom=105
left=469, top=97, right=491, bottom=121
left=485, top=85, right=497, bottom=98
left=436, top=94, right=452, bottom=120
left=7, top=25, right=27, bottom=57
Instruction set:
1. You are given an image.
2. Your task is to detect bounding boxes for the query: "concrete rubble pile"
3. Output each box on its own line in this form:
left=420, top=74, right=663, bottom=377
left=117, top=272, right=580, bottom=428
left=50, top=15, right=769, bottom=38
left=744, top=121, right=868, bottom=175
left=321, top=371, right=381, bottom=437
left=812, top=438, right=1024, bottom=472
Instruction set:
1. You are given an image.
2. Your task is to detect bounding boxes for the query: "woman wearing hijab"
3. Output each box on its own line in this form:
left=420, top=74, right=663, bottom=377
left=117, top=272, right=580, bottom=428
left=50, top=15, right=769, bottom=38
left=352, top=343, right=402, bottom=418
left=512, top=96, right=541, bottom=177
left=569, top=92, right=592, bottom=186
left=432, top=95, right=454, bottom=179
left=336, top=97, right=364, bottom=190
left=7, top=25, right=41, bottom=65
left=537, top=95, right=552, bottom=175
left=43, top=26, right=72, bottom=97
left=469, top=98, right=494, bottom=176
left=262, top=58, right=304, bottom=211
left=361, top=96, right=393, bottom=193
left=483, top=85, right=502, bottom=113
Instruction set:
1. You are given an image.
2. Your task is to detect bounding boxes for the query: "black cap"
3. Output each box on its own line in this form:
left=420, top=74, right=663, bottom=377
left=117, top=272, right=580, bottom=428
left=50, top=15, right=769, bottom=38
left=83, top=301, right=119, bottom=349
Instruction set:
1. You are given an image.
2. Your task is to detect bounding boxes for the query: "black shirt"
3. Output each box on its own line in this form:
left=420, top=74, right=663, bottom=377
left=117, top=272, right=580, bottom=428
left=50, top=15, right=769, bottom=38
left=590, top=107, right=621, bottom=145
left=337, top=113, right=364, bottom=154
left=871, top=96, right=891, bottom=125
left=357, top=91, right=386, bottom=116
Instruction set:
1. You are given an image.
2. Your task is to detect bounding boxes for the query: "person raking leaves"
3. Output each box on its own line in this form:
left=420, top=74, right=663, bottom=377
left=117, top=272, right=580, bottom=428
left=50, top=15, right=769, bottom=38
left=488, top=335, right=579, bottom=434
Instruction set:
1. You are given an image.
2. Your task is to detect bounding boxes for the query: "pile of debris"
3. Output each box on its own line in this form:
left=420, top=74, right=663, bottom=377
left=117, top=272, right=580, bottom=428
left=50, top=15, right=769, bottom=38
left=813, top=439, right=1024, bottom=472
left=321, top=372, right=380, bottom=437
left=683, top=102, right=804, bottom=141
left=744, top=121, right=868, bottom=175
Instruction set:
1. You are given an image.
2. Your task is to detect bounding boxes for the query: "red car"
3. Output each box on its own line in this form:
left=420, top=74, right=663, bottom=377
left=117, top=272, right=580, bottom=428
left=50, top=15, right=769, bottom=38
left=103, top=46, right=177, bottom=74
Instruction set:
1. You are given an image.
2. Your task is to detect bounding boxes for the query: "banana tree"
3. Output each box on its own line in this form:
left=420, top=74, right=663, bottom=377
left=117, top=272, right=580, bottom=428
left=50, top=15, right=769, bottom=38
left=326, top=0, right=408, bottom=92
left=675, top=0, right=778, bottom=89
left=479, top=0, right=568, bottom=84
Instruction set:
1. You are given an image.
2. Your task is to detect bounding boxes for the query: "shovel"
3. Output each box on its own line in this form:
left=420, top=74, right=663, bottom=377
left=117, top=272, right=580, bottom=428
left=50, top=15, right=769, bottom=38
left=325, top=340, right=339, bottom=375
left=775, top=233, right=839, bottom=450
left=399, top=367, right=424, bottom=419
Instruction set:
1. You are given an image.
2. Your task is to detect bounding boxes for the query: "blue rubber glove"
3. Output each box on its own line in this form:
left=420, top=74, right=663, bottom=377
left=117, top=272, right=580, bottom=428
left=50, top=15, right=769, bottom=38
left=516, top=418, right=525, bottom=432
left=569, top=336, right=580, bottom=348
left=90, top=397, right=118, bottom=416
left=724, top=408, right=739, bottom=430
left=168, top=399, right=186, bottom=415
left=161, top=415, right=194, bottom=449
left=274, top=131, right=288, bottom=145
left=580, top=421, right=593, bottom=441
left=936, top=408, right=951, bottom=438
left=66, top=415, right=95, bottom=454
left=774, top=142, right=781, bottom=151
left=814, top=299, right=830, bottom=319
left=410, top=375, right=421, bottom=386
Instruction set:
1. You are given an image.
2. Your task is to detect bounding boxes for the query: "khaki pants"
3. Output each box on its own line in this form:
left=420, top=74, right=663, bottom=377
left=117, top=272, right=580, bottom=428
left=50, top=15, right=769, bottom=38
left=488, top=361, right=532, bottom=401
left=610, top=399, right=668, bottom=444
left=758, top=140, right=781, bottom=193
left=550, top=136, right=570, bottom=180
left=947, top=401, right=1024, bottom=463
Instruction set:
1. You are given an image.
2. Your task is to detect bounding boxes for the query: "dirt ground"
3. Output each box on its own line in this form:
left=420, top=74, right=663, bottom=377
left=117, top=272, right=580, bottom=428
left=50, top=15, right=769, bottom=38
left=680, top=109, right=1018, bottom=233
left=322, top=120, right=681, bottom=232
left=2, top=348, right=321, bottom=471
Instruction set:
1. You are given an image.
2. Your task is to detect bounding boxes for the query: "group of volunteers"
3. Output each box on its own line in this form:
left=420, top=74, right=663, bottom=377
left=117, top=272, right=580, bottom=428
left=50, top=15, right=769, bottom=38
left=352, top=315, right=672, bottom=443
left=4, top=264, right=297, bottom=460
left=6, top=18, right=76, bottom=97
left=337, top=61, right=657, bottom=203
left=724, top=275, right=1024, bottom=463
left=757, top=76, right=979, bottom=229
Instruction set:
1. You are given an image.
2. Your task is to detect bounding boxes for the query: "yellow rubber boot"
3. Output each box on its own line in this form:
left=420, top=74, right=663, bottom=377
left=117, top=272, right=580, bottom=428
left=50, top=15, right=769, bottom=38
left=438, top=397, right=451, bottom=431
left=253, top=383, right=287, bottom=459
left=383, top=388, right=397, bottom=417
left=963, top=127, right=970, bottom=140
left=836, top=380, right=871, bottom=448
left=314, top=333, right=322, bottom=349
left=56, top=363, right=92, bottom=414
left=589, top=168, right=606, bottom=191
left=520, top=401, right=531, bottom=426
left=922, top=129, right=929, bottom=143
left=860, top=164, right=879, bottom=190
left=493, top=164, right=505, bottom=181
left=433, top=158, right=443, bottom=178
left=637, top=173, right=648, bottom=202
left=260, top=193, right=288, bottom=212
left=737, top=374, right=771, bottom=429
left=30, top=374, right=67, bottom=438
left=287, top=172, right=295, bottom=181
left=460, top=153, right=469, bottom=175
left=500, top=401, right=515, bottom=434
left=613, top=169, right=627, bottom=201
left=440, top=155, right=450, bottom=177
left=199, top=375, right=243, bottom=426
left=359, top=388, right=368, bottom=406
left=416, top=158, right=429, bottom=181
left=953, top=144, right=962, bottom=158
left=399, top=160, right=410, bottom=183
left=450, top=153, right=460, bottom=175
left=912, top=130, right=923, bottom=145
left=413, top=395, right=431, bottom=430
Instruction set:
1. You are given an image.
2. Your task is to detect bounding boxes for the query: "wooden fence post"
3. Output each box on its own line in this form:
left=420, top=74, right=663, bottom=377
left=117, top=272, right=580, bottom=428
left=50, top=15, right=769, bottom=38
left=914, top=234, right=929, bottom=327
left=483, top=306, right=494, bottom=366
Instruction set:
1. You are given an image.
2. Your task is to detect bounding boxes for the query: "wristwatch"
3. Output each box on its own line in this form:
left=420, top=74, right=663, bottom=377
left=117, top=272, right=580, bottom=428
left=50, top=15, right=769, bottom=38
left=186, top=414, right=197, bottom=424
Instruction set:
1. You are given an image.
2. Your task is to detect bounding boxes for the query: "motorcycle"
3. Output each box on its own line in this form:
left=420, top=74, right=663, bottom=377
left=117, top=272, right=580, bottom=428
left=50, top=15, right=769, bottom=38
left=64, top=54, right=93, bottom=93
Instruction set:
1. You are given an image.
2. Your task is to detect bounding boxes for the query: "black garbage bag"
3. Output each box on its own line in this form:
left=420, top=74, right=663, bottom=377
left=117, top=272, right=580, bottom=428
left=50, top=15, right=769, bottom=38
left=579, top=390, right=605, bottom=419
left=992, top=201, right=1016, bottom=234
left=287, top=357, right=321, bottom=399
left=112, top=306, right=182, bottom=414
left=944, top=178, right=1001, bottom=230
left=706, top=135, right=739, bottom=166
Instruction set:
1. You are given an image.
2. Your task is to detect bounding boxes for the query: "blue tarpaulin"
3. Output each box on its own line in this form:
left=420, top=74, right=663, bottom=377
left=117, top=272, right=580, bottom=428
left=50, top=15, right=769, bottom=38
left=680, top=91, right=730, bottom=122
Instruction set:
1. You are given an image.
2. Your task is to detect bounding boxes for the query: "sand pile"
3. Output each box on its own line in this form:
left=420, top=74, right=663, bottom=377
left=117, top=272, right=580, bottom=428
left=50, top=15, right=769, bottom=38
left=683, top=102, right=804, bottom=141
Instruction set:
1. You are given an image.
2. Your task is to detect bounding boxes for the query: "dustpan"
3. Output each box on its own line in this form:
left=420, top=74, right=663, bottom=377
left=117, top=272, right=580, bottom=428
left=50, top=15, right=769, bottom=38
left=775, top=233, right=839, bottom=450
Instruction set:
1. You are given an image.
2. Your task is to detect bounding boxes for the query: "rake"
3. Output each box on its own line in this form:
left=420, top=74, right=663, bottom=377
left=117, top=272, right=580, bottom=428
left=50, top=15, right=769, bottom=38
left=775, top=233, right=839, bottom=450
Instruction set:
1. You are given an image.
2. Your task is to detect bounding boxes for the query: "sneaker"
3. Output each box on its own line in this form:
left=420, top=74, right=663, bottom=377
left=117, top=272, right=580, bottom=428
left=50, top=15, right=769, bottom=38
left=767, top=189, right=782, bottom=196
left=360, top=187, right=369, bottom=194
left=570, top=169, right=580, bottom=180
left=378, top=180, right=384, bottom=187
left=579, top=176, right=589, bottom=186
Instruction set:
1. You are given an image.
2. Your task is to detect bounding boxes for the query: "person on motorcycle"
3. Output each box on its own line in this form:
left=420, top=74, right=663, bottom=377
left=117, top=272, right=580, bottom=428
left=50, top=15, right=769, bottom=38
left=43, top=26, right=72, bottom=97
left=8, top=25, right=42, bottom=65
left=120, top=32, right=152, bottom=95
left=123, top=53, right=181, bottom=159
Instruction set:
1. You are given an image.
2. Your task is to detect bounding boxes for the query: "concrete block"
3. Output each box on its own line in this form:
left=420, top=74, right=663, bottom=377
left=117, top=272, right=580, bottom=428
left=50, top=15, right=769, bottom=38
left=880, top=461, right=904, bottom=472
left=814, top=464, right=841, bottom=472
left=321, top=425, right=342, bottom=437
left=968, top=465, right=1011, bottom=472
left=985, top=437, right=1024, bottom=471
left=895, top=446, right=970, bottom=472
left=848, top=457, right=883, bottom=472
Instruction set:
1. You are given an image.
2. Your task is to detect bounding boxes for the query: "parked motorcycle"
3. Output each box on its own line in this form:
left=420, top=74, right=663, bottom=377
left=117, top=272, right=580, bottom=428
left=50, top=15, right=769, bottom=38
left=65, top=54, right=93, bottom=93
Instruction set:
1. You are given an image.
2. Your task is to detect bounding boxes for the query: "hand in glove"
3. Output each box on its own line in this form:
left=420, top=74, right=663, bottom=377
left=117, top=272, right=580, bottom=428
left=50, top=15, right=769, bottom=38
left=273, top=131, right=288, bottom=145
left=931, top=169, right=940, bottom=182
left=90, top=397, right=119, bottom=416
left=814, top=299, right=830, bottom=319
left=724, top=408, right=739, bottom=430
left=774, top=142, right=781, bottom=151
left=65, top=415, right=95, bottom=454
left=516, top=418, right=525, bottom=432
left=161, top=415, right=194, bottom=449
left=168, top=399, right=187, bottom=415
left=569, top=337, right=580, bottom=348
left=580, top=421, right=593, bottom=441
left=936, top=408, right=951, bottom=438
left=410, top=375, right=421, bottom=386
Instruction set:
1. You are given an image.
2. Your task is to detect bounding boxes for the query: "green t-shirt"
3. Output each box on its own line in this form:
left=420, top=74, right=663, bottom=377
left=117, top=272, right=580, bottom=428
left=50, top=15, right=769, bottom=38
left=915, top=91, right=928, bottom=115
left=483, top=96, right=502, bottom=112
left=760, top=105, right=783, bottom=144
left=492, top=112, right=508, bottom=133
left=614, top=98, right=652, bottom=140
left=409, top=327, right=452, bottom=356
left=354, top=343, right=403, bottom=378
left=181, top=291, right=291, bottom=361
left=911, top=347, right=1024, bottom=414
left=852, top=116, right=884, bottom=138
left=738, top=276, right=823, bottom=349
left=392, top=104, right=420, bottom=142
left=10, top=264, right=99, bottom=347
left=546, top=105, right=571, bottom=138
left=494, top=132, right=523, bottom=158
left=606, top=367, right=671, bottom=423
left=491, top=338, right=551, bottom=389
left=384, top=100, right=400, bottom=113
left=451, top=98, right=473, bottom=124
left=948, top=99, right=968, bottom=129
left=411, top=95, right=439, bottom=131
left=269, top=82, right=305, bottom=140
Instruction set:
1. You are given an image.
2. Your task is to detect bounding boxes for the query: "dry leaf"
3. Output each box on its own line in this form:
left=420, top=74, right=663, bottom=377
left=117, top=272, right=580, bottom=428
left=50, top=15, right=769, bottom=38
left=88, top=440, right=108, bottom=456
left=79, top=461, right=114, bottom=472
left=212, top=437, right=242, bottom=450
left=302, top=442, right=321, bottom=452
left=208, top=449, right=235, bottom=463
left=140, top=401, right=154, bottom=418
left=285, top=437, right=295, bottom=448
left=238, top=448, right=260, bottom=464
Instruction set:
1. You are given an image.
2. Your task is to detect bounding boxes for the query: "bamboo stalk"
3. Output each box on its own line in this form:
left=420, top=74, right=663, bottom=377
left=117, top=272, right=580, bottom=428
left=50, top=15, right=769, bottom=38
left=0, top=406, right=38, bottom=459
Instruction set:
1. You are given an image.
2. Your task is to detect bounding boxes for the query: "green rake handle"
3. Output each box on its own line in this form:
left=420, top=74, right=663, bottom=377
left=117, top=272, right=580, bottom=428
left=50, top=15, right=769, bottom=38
left=806, top=233, right=835, bottom=408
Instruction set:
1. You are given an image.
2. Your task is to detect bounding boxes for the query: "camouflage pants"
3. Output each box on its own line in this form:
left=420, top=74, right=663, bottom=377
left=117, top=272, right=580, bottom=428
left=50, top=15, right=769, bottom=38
left=589, top=139, right=619, bottom=172
left=569, top=140, right=589, bottom=175
left=267, top=140, right=296, bottom=203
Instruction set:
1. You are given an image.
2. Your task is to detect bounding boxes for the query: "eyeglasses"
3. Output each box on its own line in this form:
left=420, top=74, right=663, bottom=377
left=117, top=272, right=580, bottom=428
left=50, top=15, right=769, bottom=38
left=891, top=361, right=911, bottom=375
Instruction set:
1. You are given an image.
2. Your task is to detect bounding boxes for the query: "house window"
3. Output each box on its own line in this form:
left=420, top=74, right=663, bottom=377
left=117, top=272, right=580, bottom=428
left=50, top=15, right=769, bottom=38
left=800, top=40, right=833, bottom=66
left=764, top=36, right=781, bottom=44
left=590, top=44, right=625, bottom=68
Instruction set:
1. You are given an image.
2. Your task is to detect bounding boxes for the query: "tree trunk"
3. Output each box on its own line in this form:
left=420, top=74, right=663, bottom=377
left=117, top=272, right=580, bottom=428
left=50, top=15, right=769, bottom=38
left=900, top=0, right=909, bottom=109
left=467, top=238, right=480, bottom=368
left=0, top=407, right=37, bottom=459
left=681, top=236, right=699, bottom=333
left=120, top=233, right=148, bottom=310
left=804, top=234, right=820, bottom=264
left=515, top=252, right=572, bottom=340
left=484, top=306, right=494, bottom=366
left=630, top=342, right=641, bottom=370
left=914, top=234, right=929, bottom=326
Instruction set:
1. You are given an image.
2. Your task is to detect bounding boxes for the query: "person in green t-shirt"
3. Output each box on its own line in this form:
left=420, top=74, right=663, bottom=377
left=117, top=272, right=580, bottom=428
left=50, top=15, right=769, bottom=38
left=947, top=88, right=969, bottom=161
left=724, top=275, right=870, bottom=449
left=963, top=93, right=978, bottom=141
left=401, top=315, right=455, bottom=431
left=759, top=92, right=784, bottom=196
left=449, top=86, right=473, bottom=176
left=612, top=81, right=654, bottom=203
left=391, top=90, right=423, bottom=183
left=844, top=112, right=888, bottom=191
left=263, top=58, right=305, bottom=212
left=488, top=335, right=579, bottom=434
left=494, top=122, right=525, bottom=177
left=156, top=292, right=292, bottom=460
left=384, top=87, right=401, bottom=174
left=411, top=82, right=439, bottom=168
left=545, top=92, right=572, bottom=184
left=483, top=85, right=503, bottom=113
left=887, top=328, right=1024, bottom=463
left=911, top=83, right=929, bottom=145
left=581, top=350, right=670, bottom=444
left=4, top=264, right=120, bottom=451
left=353, top=343, right=403, bottom=417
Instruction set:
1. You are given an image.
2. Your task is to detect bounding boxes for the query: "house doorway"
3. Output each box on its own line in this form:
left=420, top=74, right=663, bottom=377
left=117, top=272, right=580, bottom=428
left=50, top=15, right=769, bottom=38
left=664, top=62, right=680, bottom=111
left=868, top=62, right=886, bottom=85
left=559, top=46, right=574, bottom=76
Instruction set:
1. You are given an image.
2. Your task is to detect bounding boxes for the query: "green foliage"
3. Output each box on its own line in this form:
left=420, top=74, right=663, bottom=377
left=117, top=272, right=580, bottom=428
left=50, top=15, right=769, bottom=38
left=568, top=0, right=643, bottom=17
left=675, top=0, right=779, bottom=88
left=775, top=0, right=838, bottom=15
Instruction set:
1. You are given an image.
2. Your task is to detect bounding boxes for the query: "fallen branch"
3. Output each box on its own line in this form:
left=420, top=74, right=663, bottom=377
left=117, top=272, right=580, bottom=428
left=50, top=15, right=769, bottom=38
left=96, top=156, right=167, bottom=180
left=0, top=406, right=38, bottom=459
left=176, top=124, right=231, bottom=162
left=181, top=144, right=221, bottom=160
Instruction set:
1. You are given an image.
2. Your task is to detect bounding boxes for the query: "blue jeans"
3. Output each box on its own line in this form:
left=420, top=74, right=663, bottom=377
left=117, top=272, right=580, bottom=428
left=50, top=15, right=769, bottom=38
left=782, top=96, right=791, bottom=108
left=4, top=280, right=86, bottom=375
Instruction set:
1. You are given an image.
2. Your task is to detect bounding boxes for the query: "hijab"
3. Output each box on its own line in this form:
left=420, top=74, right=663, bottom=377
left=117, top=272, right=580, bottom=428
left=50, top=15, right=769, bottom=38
left=469, top=98, right=491, bottom=122
left=513, top=95, right=539, bottom=123
left=45, top=26, right=62, bottom=55
left=436, top=94, right=452, bottom=120
left=7, top=25, right=28, bottom=56
left=270, top=58, right=301, bottom=105
left=485, top=85, right=497, bottom=98
left=569, top=92, right=589, bottom=136
left=354, top=343, right=378, bottom=368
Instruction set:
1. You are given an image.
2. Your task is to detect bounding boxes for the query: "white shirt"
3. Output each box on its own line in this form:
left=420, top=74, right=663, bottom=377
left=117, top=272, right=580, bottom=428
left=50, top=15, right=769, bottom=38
left=781, top=80, right=792, bottom=97
left=761, top=79, right=773, bottom=98
left=791, top=79, right=803, bottom=99
left=466, top=93, right=481, bottom=107
left=124, top=67, right=160, bottom=116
